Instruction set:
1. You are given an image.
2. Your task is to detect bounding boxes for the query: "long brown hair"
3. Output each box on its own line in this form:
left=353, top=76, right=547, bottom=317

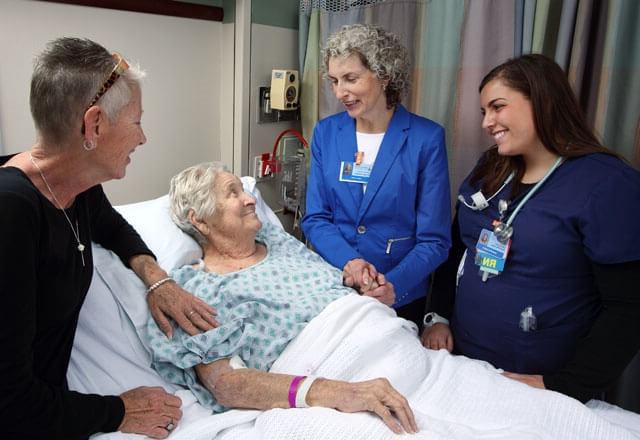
left=471, top=54, right=616, bottom=196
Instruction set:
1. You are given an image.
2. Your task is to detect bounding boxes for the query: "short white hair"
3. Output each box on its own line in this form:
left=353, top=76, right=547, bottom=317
left=169, top=162, right=228, bottom=245
left=100, top=66, right=146, bottom=123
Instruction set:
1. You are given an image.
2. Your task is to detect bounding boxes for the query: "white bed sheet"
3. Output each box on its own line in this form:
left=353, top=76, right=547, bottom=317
left=77, top=285, right=640, bottom=440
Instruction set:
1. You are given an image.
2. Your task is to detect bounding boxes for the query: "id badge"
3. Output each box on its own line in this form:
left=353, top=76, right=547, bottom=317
left=339, top=161, right=371, bottom=184
left=475, top=228, right=510, bottom=277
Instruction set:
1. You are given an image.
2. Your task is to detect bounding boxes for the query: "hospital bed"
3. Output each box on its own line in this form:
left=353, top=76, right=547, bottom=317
left=67, top=177, right=640, bottom=440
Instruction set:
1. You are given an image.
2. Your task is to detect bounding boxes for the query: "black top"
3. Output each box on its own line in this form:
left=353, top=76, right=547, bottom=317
left=0, top=159, right=154, bottom=439
left=428, top=208, right=640, bottom=403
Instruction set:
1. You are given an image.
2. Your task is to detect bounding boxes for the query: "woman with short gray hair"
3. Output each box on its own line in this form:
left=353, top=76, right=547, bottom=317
left=302, top=24, right=452, bottom=328
left=0, top=37, right=215, bottom=439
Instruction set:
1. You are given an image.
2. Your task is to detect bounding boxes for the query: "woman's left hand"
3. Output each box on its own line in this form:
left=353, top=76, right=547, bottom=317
left=148, top=282, right=218, bottom=338
left=310, top=378, right=418, bottom=434
left=502, top=372, right=545, bottom=389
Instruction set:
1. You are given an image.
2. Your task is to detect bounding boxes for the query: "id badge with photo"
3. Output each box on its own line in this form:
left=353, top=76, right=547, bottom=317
left=474, top=228, right=510, bottom=277
left=339, top=161, right=372, bottom=184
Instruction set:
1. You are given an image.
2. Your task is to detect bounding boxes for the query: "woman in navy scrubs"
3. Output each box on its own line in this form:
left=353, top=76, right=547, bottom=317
left=421, top=54, right=640, bottom=403
left=302, top=24, right=451, bottom=327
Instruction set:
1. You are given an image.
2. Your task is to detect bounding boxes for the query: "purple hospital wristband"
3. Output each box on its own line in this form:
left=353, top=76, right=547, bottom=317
left=288, top=375, right=306, bottom=408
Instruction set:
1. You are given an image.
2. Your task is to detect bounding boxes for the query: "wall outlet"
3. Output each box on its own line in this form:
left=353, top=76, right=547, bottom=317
left=258, top=87, right=277, bottom=124
left=253, top=153, right=281, bottom=179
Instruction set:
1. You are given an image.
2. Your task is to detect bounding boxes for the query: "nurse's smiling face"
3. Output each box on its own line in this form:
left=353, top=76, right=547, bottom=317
left=480, top=79, right=543, bottom=157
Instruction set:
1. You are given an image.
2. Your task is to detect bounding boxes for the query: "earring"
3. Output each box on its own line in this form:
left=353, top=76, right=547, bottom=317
left=83, top=139, right=97, bottom=151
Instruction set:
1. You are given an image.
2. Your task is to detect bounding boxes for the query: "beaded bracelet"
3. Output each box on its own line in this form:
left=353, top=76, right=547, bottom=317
left=146, top=277, right=173, bottom=294
left=295, top=376, right=319, bottom=408
left=288, top=375, right=306, bottom=408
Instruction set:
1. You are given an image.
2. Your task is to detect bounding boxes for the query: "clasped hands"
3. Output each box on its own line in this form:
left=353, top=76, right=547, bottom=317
left=343, top=258, right=395, bottom=306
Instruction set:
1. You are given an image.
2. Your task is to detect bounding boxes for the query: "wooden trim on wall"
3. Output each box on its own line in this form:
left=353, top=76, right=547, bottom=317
left=36, top=0, right=224, bottom=22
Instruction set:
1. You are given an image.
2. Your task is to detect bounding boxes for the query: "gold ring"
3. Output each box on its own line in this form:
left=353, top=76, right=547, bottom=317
left=188, top=310, right=196, bottom=317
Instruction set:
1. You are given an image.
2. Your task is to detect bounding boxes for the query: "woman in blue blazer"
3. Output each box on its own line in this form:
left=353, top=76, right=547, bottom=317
left=302, top=24, right=452, bottom=327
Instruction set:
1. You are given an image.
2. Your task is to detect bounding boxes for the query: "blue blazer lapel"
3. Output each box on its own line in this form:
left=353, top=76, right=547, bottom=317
left=337, top=114, right=363, bottom=206
left=357, top=105, right=410, bottom=221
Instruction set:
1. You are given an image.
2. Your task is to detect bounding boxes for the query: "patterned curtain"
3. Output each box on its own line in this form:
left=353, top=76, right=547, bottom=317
left=300, top=0, right=640, bottom=193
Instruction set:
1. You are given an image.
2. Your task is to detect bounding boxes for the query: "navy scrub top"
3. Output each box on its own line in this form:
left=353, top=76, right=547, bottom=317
left=453, top=153, right=640, bottom=374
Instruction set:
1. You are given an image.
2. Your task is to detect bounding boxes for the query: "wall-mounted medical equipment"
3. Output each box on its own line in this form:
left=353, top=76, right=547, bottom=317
left=252, top=129, right=309, bottom=231
left=270, top=69, right=299, bottom=110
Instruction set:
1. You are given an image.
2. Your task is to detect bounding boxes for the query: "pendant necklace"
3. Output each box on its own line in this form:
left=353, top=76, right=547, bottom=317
left=29, top=153, right=86, bottom=266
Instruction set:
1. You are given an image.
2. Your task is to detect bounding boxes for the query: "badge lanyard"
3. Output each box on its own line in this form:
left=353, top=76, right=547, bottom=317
left=475, top=156, right=564, bottom=281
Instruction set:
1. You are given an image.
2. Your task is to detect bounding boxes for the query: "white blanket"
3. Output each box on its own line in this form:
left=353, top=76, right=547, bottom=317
left=95, top=294, right=640, bottom=440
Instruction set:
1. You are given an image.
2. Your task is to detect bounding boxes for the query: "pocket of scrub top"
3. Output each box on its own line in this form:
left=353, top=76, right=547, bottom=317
left=385, top=236, right=414, bottom=263
left=515, top=322, right=585, bottom=373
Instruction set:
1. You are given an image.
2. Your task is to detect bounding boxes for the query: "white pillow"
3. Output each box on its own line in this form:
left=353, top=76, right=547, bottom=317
left=114, top=195, right=201, bottom=273
left=68, top=176, right=282, bottom=396
left=114, top=176, right=282, bottom=272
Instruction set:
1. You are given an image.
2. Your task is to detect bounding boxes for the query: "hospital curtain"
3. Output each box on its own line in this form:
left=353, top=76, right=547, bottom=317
left=299, top=0, right=640, bottom=193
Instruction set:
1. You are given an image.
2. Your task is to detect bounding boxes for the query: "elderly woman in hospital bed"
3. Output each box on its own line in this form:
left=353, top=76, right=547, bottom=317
left=68, top=165, right=640, bottom=439
left=149, top=162, right=415, bottom=434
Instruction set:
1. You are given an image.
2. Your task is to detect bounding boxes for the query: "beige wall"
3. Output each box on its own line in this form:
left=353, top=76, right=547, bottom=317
left=0, top=0, right=223, bottom=204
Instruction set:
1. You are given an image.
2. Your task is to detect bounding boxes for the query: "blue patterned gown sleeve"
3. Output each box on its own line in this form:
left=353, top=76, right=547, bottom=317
left=145, top=222, right=351, bottom=412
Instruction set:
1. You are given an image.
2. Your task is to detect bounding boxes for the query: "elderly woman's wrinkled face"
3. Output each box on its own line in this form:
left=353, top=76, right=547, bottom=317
left=95, top=85, right=147, bottom=180
left=327, top=54, right=388, bottom=124
left=206, top=172, right=261, bottom=238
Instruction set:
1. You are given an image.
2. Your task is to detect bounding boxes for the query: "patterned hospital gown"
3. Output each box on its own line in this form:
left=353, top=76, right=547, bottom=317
left=146, top=222, right=352, bottom=412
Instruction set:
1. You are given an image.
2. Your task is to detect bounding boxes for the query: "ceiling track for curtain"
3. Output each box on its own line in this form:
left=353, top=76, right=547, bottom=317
left=301, top=0, right=391, bottom=14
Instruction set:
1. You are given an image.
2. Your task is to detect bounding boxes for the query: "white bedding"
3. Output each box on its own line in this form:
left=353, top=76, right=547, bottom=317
left=67, top=177, right=640, bottom=439
left=83, top=293, right=640, bottom=440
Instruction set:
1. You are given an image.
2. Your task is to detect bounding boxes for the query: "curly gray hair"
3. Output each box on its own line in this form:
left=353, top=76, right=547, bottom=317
left=323, top=24, right=410, bottom=109
left=169, top=162, right=228, bottom=245
left=30, top=37, right=145, bottom=146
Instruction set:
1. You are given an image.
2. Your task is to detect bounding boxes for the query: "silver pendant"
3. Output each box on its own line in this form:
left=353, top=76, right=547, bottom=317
left=77, top=242, right=86, bottom=267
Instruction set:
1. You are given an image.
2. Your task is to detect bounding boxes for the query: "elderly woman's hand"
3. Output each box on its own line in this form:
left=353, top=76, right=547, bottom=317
left=310, top=377, right=418, bottom=434
left=343, top=258, right=379, bottom=292
left=362, top=273, right=395, bottom=306
left=196, top=360, right=417, bottom=434
left=421, top=323, right=453, bottom=352
left=148, top=281, right=218, bottom=338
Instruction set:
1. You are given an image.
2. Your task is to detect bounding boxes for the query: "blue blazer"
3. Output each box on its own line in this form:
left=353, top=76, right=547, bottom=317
left=302, top=105, right=452, bottom=308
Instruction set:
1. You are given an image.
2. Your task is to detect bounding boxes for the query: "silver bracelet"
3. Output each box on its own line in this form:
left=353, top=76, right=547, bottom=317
left=295, top=376, right=319, bottom=408
left=146, top=277, right=173, bottom=294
